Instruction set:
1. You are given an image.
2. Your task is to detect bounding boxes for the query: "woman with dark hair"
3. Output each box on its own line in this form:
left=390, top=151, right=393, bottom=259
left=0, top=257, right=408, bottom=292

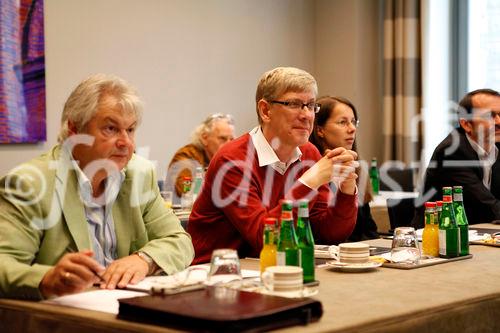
left=310, top=96, right=379, bottom=241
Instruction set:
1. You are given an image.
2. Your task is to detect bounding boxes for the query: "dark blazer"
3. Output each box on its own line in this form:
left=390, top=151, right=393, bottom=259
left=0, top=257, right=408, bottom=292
left=412, top=128, right=500, bottom=228
left=329, top=183, right=379, bottom=241
left=348, top=204, right=379, bottom=241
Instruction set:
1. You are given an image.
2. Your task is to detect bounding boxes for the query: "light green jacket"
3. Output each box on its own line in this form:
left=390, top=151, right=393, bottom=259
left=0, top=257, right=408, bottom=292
left=0, top=145, right=194, bottom=299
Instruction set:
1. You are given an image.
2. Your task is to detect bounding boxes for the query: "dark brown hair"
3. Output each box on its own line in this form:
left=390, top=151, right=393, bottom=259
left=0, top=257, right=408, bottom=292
left=458, top=88, right=499, bottom=115
left=309, top=96, right=359, bottom=155
left=309, top=96, right=372, bottom=203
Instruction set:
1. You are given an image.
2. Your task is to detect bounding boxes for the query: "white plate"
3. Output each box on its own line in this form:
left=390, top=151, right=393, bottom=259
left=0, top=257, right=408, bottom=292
left=258, top=286, right=319, bottom=298
left=326, top=261, right=382, bottom=272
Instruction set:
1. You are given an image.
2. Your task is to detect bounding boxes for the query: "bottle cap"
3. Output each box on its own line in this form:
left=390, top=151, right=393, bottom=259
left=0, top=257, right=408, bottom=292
left=298, top=198, right=309, bottom=206
left=264, top=218, right=277, bottom=225
left=424, top=202, right=436, bottom=208
left=280, top=199, right=293, bottom=211
left=436, top=201, right=443, bottom=207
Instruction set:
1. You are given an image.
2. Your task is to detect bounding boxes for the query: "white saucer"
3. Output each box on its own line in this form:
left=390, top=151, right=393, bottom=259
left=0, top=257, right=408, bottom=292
left=258, top=286, right=319, bottom=298
left=326, top=261, right=382, bottom=272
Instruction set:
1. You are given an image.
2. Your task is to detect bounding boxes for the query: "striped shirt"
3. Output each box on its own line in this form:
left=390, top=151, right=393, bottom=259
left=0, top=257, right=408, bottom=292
left=70, top=157, right=125, bottom=267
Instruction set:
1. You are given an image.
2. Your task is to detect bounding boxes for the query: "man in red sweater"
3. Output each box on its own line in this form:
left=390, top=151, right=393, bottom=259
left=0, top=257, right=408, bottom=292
left=188, top=67, right=359, bottom=263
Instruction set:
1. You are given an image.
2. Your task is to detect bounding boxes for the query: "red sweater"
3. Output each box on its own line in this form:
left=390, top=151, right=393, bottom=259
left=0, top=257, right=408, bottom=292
left=187, top=134, right=357, bottom=264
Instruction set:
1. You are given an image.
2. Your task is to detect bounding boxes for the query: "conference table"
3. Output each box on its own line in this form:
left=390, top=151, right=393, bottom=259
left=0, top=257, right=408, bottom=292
left=1, top=223, right=499, bottom=333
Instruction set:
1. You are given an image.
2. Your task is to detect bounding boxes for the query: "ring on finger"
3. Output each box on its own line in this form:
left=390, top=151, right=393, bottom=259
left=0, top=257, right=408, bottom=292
left=63, top=272, right=71, bottom=285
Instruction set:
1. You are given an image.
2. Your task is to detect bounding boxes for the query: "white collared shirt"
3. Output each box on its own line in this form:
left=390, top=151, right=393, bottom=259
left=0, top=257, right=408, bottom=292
left=465, top=134, right=499, bottom=189
left=249, top=126, right=302, bottom=175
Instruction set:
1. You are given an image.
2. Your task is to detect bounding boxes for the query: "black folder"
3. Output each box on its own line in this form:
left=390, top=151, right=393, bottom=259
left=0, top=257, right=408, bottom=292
left=118, top=287, right=323, bottom=332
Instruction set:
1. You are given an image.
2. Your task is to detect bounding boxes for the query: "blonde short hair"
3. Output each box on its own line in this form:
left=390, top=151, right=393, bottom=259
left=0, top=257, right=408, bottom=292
left=58, top=74, right=143, bottom=142
left=255, top=67, right=318, bottom=124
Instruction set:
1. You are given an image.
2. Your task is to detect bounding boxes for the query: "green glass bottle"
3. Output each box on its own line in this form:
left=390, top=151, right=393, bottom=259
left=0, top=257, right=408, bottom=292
left=453, top=186, right=469, bottom=256
left=438, top=187, right=459, bottom=258
left=369, top=158, right=380, bottom=195
left=277, top=200, right=300, bottom=267
left=436, top=201, right=443, bottom=222
left=192, top=166, right=204, bottom=202
left=296, top=199, right=315, bottom=283
left=181, top=176, right=193, bottom=210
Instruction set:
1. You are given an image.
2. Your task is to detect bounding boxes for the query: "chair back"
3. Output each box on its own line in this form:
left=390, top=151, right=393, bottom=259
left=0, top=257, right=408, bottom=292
left=157, top=180, right=165, bottom=192
left=387, top=197, right=416, bottom=232
left=380, top=168, right=414, bottom=192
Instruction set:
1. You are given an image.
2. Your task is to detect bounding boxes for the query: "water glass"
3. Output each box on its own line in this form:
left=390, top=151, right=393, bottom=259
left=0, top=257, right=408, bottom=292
left=391, top=227, right=421, bottom=264
left=160, top=190, right=173, bottom=209
left=207, top=249, right=242, bottom=286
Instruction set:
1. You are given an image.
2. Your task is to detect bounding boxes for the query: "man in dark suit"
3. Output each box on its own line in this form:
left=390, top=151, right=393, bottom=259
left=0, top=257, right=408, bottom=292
left=413, top=89, right=500, bottom=227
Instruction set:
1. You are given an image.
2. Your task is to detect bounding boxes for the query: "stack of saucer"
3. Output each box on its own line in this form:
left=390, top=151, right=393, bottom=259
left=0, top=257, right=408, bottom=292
left=338, top=242, right=370, bottom=264
left=262, top=266, right=303, bottom=292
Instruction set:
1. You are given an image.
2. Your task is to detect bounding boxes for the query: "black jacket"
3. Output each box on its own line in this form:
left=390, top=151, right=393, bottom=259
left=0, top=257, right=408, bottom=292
left=412, top=128, right=500, bottom=228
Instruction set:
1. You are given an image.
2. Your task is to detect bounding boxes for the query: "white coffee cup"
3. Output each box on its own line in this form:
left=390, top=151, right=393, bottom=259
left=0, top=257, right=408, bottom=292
left=330, top=242, right=370, bottom=264
left=261, top=266, right=303, bottom=293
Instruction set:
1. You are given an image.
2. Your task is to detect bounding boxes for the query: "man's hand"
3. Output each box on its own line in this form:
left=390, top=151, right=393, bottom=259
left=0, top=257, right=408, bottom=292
left=300, top=147, right=358, bottom=193
left=39, top=250, right=105, bottom=298
left=99, top=254, right=151, bottom=289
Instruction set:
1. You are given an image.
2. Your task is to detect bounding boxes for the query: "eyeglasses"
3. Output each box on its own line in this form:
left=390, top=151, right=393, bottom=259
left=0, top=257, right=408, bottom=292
left=490, top=111, right=500, bottom=119
left=334, top=119, right=360, bottom=128
left=270, top=100, right=321, bottom=113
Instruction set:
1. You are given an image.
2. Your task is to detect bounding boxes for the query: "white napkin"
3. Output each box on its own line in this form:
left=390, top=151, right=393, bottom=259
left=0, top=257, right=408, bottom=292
left=314, top=245, right=338, bottom=259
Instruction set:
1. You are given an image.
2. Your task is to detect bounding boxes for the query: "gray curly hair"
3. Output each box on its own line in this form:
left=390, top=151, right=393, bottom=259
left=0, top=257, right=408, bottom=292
left=191, top=113, right=234, bottom=149
left=58, top=74, right=143, bottom=143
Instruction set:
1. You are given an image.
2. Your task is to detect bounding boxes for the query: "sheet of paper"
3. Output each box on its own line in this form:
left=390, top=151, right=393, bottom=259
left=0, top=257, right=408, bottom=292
left=43, top=266, right=261, bottom=314
left=43, top=289, right=148, bottom=314
left=242, top=269, right=261, bottom=279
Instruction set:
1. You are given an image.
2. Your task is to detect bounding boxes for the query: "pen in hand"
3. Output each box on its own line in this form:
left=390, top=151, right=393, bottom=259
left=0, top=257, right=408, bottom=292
left=77, top=249, right=106, bottom=285
left=92, top=270, right=106, bottom=286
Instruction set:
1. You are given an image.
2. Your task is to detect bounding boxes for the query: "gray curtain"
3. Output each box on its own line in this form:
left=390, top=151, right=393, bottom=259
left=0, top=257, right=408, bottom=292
left=383, top=0, right=423, bottom=164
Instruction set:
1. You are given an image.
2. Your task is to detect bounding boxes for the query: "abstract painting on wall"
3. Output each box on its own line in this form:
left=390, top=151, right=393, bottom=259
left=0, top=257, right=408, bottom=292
left=0, top=0, right=45, bottom=143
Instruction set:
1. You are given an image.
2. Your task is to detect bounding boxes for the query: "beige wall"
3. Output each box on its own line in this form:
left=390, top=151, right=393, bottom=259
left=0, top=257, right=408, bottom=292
left=314, top=0, right=383, bottom=162
left=0, top=0, right=382, bottom=177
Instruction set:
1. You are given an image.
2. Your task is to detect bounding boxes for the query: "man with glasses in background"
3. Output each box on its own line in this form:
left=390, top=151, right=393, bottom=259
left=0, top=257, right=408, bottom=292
left=188, top=67, right=359, bottom=264
left=167, top=113, right=235, bottom=198
left=413, top=89, right=500, bottom=227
